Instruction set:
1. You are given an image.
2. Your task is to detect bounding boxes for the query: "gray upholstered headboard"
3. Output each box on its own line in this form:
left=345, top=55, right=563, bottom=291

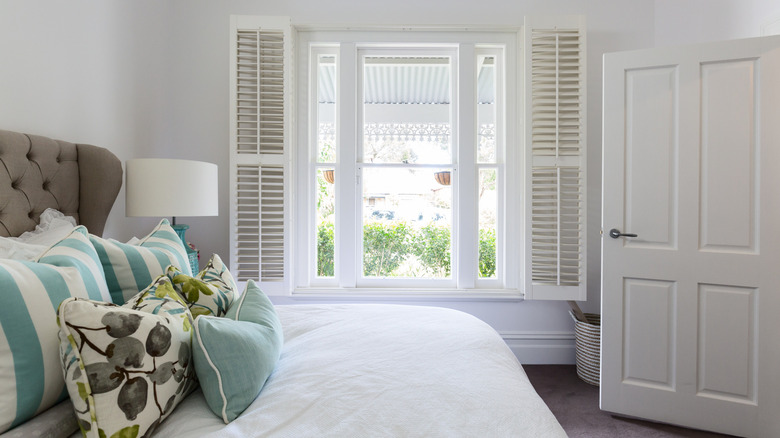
left=0, top=129, right=122, bottom=237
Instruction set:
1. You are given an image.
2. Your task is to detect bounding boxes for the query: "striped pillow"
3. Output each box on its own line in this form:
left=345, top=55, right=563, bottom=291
left=0, top=226, right=111, bottom=434
left=89, top=219, right=192, bottom=304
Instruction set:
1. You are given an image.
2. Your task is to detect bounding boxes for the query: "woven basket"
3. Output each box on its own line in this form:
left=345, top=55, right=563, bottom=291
left=570, top=311, right=600, bottom=386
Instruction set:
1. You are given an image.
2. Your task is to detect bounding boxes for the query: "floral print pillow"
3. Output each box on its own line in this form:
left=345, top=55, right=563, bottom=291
left=57, top=275, right=197, bottom=438
left=166, top=254, right=236, bottom=318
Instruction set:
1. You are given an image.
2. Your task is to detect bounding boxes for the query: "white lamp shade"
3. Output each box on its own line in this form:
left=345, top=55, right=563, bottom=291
left=125, top=159, right=219, bottom=218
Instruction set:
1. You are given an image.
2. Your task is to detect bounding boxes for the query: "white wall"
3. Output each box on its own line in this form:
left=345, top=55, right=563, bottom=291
left=654, top=0, right=780, bottom=46
left=0, top=0, right=664, bottom=363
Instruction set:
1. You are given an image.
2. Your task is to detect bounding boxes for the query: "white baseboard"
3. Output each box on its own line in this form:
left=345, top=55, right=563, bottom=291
left=500, top=331, right=577, bottom=365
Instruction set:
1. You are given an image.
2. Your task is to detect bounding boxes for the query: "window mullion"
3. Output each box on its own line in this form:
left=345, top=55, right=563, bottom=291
left=337, top=43, right=357, bottom=288
left=457, top=43, right=477, bottom=289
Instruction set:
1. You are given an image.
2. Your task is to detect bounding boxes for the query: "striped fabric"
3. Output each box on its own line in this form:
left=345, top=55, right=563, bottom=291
left=89, top=219, right=192, bottom=304
left=0, top=226, right=111, bottom=434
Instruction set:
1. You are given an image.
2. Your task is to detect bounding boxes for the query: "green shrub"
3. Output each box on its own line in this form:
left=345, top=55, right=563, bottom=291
left=478, top=228, right=496, bottom=278
left=316, top=221, right=497, bottom=278
left=363, top=222, right=412, bottom=277
left=317, top=221, right=334, bottom=277
left=412, top=224, right=451, bottom=276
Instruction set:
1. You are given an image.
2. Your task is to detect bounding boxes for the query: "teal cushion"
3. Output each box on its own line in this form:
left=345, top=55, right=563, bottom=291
left=0, top=226, right=111, bottom=433
left=192, top=280, right=283, bottom=423
left=89, top=219, right=192, bottom=304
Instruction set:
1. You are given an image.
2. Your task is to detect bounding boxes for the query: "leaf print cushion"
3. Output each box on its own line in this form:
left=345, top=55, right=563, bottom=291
left=165, top=254, right=236, bottom=318
left=57, top=276, right=197, bottom=438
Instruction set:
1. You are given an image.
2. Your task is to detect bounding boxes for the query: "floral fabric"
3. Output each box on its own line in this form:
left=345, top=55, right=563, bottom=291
left=166, top=254, right=236, bottom=318
left=57, top=275, right=196, bottom=438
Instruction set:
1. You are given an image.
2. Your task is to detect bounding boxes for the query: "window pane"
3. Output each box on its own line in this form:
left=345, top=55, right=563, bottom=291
left=479, top=168, right=497, bottom=278
left=316, top=168, right=335, bottom=277
left=362, top=167, right=452, bottom=278
left=317, top=55, right=336, bottom=163
left=363, top=56, right=451, bottom=164
left=477, top=55, right=496, bottom=163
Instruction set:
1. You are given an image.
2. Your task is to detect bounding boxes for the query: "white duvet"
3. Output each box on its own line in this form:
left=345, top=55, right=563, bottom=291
left=80, top=304, right=567, bottom=437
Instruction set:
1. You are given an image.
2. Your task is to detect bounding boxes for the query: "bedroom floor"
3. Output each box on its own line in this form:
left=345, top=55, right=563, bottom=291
left=523, top=365, right=734, bottom=438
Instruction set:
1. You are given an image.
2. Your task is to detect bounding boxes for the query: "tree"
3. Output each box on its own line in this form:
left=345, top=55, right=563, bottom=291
left=363, top=222, right=412, bottom=277
left=478, top=228, right=496, bottom=277
left=317, top=222, right=335, bottom=277
left=412, top=224, right=451, bottom=276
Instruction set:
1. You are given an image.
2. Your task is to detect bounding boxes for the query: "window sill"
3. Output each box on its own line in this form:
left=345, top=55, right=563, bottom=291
left=287, top=287, right=525, bottom=302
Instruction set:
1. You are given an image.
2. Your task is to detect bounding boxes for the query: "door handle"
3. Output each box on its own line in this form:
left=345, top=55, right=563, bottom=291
left=609, top=228, right=637, bottom=239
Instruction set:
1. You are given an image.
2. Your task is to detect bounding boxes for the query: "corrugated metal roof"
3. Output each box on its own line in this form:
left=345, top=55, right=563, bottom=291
left=364, top=63, right=450, bottom=104
left=317, top=58, right=494, bottom=105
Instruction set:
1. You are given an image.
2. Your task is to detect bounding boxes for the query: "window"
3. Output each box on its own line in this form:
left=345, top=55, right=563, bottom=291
left=296, top=31, right=516, bottom=292
left=229, top=17, right=587, bottom=300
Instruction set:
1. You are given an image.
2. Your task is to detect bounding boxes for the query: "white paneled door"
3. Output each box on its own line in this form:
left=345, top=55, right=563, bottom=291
left=602, top=35, right=780, bottom=437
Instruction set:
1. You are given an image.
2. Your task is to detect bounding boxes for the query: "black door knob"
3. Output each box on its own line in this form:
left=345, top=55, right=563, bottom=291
left=609, top=228, right=638, bottom=239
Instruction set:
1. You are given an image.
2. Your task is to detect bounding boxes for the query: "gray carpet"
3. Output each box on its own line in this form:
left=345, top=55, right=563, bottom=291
left=523, top=365, right=733, bottom=438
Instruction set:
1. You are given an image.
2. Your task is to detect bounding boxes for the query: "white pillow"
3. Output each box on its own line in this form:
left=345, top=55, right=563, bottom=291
left=0, top=239, right=48, bottom=260
left=0, top=209, right=77, bottom=260
left=15, top=208, right=77, bottom=245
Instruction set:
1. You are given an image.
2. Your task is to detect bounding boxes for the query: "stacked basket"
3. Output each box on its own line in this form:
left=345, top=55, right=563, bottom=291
left=569, top=311, right=601, bottom=386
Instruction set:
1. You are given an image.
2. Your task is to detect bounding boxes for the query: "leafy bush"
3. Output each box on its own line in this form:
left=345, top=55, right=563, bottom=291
left=362, top=222, right=412, bottom=277
left=317, top=221, right=334, bottom=277
left=412, top=224, right=451, bottom=276
left=478, top=228, right=496, bottom=278
left=315, top=222, right=497, bottom=279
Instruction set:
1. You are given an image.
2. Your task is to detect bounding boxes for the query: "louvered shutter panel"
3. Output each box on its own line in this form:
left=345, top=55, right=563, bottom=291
left=230, top=16, right=292, bottom=293
left=523, top=16, right=587, bottom=300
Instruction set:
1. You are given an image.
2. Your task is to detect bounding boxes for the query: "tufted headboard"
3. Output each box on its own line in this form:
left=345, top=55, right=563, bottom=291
left=0, top=129, right=122, bottom=237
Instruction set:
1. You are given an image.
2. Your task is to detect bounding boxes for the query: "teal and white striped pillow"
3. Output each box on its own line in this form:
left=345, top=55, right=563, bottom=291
left=89, top=219, right=192, bottom=304
left=0, top=226, right=111, bottom=434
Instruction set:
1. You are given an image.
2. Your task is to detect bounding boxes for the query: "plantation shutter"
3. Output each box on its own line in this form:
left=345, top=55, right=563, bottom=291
left=229, top=16, right=292, bottom=293
left=523, top=16, right=587, bottom=300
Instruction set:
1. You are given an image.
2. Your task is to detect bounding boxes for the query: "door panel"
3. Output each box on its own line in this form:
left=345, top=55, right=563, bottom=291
left=623, top=278, right=676, bottom=388
left=625, top=67, right=678, bottom=248
left=697, top=284, right=757, bottom=403
left=602, top=35, right=780, bottom=437
left=700, top=59, right=758, bottom=252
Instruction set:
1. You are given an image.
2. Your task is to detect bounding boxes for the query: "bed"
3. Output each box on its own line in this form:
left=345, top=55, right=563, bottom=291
left=0, top=129, right=566, bottom=437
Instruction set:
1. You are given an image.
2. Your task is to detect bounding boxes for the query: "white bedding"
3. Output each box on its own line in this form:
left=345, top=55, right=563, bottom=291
left=71, top=304, right=566, bottom=437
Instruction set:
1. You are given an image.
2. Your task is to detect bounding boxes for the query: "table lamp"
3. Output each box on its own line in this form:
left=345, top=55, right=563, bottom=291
left=125, top=158, right=218, bottom=273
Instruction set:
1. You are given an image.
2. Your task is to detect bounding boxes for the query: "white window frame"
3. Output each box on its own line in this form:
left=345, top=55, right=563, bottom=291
left=474, top=46, right=507, bottom=292
left=294, top=29, right=520, bottom=296
left=356, top=45, right=459, bottom=290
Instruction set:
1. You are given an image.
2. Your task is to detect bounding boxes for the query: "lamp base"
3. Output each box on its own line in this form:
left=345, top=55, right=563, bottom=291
left=172, top=224, right=199, bottom=274
left=172, top=223, right=189, bottom=245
